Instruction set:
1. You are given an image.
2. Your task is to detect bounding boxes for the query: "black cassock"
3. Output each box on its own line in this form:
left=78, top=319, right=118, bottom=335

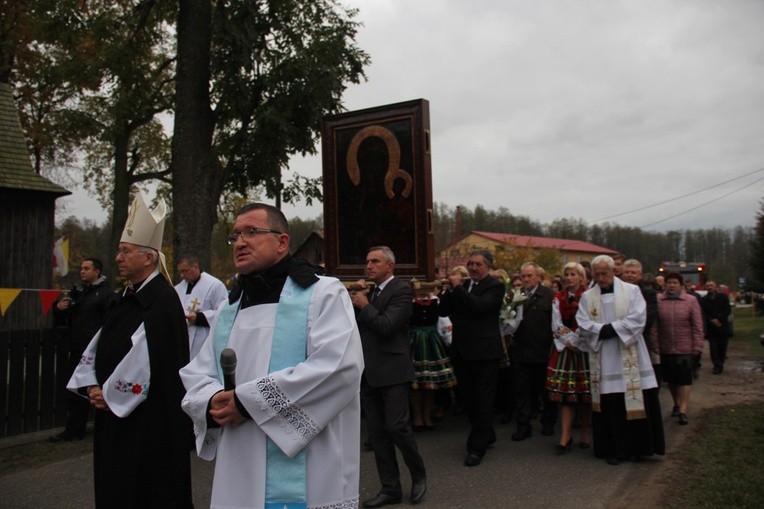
left=93, top=274, right=193, bottom=508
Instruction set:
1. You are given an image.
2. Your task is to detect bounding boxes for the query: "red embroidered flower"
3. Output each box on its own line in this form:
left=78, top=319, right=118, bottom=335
left=131, top=384, right=143, bottom=395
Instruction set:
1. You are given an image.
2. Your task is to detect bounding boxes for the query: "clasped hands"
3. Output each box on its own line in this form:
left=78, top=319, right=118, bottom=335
left=209, top=390, right=247, bottom=428
left=87, top=385, right=110, bottom=412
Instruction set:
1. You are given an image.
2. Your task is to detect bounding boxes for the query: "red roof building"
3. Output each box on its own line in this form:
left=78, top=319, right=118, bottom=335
left=437, top=231, right=618, bottom=277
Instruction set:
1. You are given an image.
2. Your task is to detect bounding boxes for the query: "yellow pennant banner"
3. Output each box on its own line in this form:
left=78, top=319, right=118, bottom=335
left=0, top=288, right=22, bottom=316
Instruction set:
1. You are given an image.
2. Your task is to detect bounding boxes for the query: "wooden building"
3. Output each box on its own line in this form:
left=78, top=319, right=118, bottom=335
left=292, top=230, right=324, bottom=267
left=0, top=81, right=70, bottom=330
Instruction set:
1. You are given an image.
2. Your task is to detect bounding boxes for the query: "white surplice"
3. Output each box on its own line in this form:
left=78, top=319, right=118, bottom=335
left=180, top=276, right=364, bottom=509
left=576, top=278, right=657, bottom=395
left=175, top=271, right=229, bottom=359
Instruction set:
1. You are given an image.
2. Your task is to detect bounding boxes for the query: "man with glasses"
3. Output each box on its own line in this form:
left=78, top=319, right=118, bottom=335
left=67, top=192, right=192, bottom=507
left=174, top=256, right=228, bottom=359
left=181, top=203, right=364, bottom=509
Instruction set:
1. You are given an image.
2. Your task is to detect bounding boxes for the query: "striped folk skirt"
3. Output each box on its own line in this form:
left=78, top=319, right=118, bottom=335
left=410, top=325, right=457, bottom=390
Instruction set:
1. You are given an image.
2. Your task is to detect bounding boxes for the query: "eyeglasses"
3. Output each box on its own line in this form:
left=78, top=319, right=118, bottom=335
left=227, top=227, right=282, bottom=245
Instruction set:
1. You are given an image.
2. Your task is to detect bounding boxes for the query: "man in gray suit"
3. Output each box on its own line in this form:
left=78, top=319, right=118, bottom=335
left=351, top=246, right=427, bottom=507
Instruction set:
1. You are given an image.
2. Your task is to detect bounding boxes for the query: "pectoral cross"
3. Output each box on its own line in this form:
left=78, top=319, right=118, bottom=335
left=187, top=297, right=201, bottom=314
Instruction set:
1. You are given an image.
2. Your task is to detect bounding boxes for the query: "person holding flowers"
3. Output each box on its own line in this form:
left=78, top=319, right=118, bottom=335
left=508, top=262, right=557, bottom=441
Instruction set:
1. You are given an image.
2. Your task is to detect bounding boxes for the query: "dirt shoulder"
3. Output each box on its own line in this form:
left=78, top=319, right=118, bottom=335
left=608, top=336, right=764, bottom=508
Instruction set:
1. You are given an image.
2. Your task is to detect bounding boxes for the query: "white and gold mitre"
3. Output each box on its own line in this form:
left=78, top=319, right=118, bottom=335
left=120, top=191, right=167, bottom=251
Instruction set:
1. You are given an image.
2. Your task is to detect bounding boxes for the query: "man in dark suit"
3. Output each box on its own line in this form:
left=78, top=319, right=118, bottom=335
left=352, top=246, right=427, bottom=507
left=701, top=280, right=731, bottom=374
left=438, top=249, right=505, bottom=467
left=510, top=261, right=557, bottom=441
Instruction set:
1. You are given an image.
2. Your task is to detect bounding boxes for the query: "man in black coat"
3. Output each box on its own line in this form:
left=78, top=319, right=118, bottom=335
left=438, top=249, right=504, bottom=467
left=701, top=281, right=731, bottom=374
left=67, top=193, right=192, bottom=508
left=510, top=261, right=557, bottom=441
left=50, top=257, right=112, bottom=442
left=622, top=259, right=660, bottom=384
left=352, top=246, right=426, bottom=507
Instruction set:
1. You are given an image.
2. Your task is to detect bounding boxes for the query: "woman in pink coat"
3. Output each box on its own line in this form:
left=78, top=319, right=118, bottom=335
left=656, top=271, right=704, bottom=425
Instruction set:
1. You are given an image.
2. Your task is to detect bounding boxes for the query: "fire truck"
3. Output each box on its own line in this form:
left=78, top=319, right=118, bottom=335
left=657, top=261, right=708, bottom=290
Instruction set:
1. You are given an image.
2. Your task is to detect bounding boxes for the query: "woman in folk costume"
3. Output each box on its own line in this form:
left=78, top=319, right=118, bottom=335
left=576, top=255, right=665, bottom=466
left=408, top=284, right=457, bottom=431
left=656, top=270, right=704, bottom=425
left=545, top=262, right=591, bottom=453
left=68, top=192, right=192, bottom=507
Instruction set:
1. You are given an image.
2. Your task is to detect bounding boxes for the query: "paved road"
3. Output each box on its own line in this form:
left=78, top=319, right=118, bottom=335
left=7, top=338, right=761, bottom=509
left=0, top=385, right=692, bottom=509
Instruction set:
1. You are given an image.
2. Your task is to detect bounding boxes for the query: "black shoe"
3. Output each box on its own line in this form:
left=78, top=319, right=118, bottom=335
left=411, top=477, right=427, bottom=504
left=464, top=453, right=482, bottom=467
left=363, top=492, right=402, bottom=508
left=606, top=456, right=620, bottom=465
left=48, top=432, right=83, bottom=443
left=712, top=366, right=722, bottom=374
left=678, top=413, right=688, bottom=425
left=578, top=441, right=590, bottom=449
left=541, top=426, right=554, bottom=436
left=671, top=405, right=680, bottom=417
left=511, top=428, right=532, bottom=441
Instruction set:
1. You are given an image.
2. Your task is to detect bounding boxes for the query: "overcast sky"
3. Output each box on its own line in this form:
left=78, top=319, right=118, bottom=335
left=59, top=0, right=764, bottom=232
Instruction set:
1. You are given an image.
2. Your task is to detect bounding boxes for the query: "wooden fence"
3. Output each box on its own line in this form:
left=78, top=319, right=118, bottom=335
left=0, top=328, right=70, bottom=437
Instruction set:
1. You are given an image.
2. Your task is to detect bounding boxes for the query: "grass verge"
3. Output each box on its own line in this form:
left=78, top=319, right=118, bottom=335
left=662, top=401, right=764, bottom=508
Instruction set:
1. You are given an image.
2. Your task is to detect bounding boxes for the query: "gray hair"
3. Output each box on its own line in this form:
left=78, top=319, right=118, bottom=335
left=137, top=246, right=160, bottom=267
left=623, top=259, right=643, bottom=272
left=591, top=255, right=614, bottom=269
left=521, top=261, right=544, bottom=277
left=369, top=245, right=396, bottom=263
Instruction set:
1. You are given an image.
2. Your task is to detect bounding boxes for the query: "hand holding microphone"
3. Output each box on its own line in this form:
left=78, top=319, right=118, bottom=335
left=220, top=347, right=237, bottom=391
left=210, top=348, right=245, bottom=427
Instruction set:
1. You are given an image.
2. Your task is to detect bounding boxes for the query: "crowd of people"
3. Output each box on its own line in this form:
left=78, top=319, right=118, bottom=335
left=49, top=195, right=734, bottom=508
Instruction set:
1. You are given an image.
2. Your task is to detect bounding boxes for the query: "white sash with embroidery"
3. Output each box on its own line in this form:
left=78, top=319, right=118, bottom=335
left=67, top=324, right=151, bottom=418
left=587, top=280, right=646, bottom=420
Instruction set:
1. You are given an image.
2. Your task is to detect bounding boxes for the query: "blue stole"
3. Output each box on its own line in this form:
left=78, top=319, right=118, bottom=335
left=214, top=277, right=314, bottom=509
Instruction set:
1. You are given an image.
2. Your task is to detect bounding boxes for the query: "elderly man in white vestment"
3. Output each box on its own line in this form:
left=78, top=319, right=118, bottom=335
left=576, top=255, right=665, bottom=466
left=174, top=256, right=228, bottom=359
left=180, top=203, right=364, bottom=509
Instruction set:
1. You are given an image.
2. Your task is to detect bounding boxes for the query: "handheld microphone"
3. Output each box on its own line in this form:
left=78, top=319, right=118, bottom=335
left=220, top=348, right=237, bottom=391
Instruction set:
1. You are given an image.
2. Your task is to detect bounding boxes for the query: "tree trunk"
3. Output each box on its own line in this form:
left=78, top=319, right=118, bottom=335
left=171, top=0, right=221, bottom=277
left=109, top=128, right=131, bottom=280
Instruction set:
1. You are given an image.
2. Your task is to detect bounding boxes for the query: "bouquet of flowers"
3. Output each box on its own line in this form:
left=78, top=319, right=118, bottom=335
left=499, top=279, right=527, bottom=330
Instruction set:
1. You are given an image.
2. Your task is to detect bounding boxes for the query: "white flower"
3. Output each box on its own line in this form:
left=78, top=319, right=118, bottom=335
left=500, top=281, right=528, bottom=327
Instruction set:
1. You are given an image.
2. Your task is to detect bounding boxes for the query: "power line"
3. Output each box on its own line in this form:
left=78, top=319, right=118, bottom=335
left=638, top=175, right=764, bottom=228
left=592, top=166, right=764, bottom=223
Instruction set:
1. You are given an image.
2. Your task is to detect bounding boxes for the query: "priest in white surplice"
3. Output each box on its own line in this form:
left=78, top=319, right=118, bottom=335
left=180, top=203, right=364, bottom=509
left=174, top=256, right=228, bottom=359
left=576, top=255, right=665, bottom=466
